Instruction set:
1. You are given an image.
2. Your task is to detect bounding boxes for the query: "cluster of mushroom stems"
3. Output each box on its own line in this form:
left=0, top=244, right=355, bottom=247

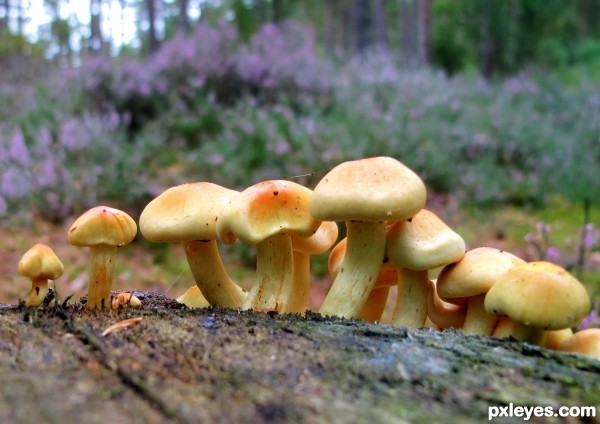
left=16, top=157, right=600, bottom=360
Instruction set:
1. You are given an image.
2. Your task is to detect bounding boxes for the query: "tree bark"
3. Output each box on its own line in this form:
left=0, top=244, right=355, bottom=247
left=374, top=0, right=388, bottom=52
left=90, top=0, right=103, bottom=54
left=177, top=0, right=190, bottom=33
left=146, top=0, right=159, bottom=54
left=0, top=291, right=598, bottom=423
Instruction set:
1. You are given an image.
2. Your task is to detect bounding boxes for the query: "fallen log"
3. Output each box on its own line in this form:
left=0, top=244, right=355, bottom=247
left=0, top=291, right=598, bottom=423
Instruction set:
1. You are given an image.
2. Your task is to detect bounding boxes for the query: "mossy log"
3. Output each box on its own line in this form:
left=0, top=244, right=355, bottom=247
left=0, top=291, right=598, bottom=424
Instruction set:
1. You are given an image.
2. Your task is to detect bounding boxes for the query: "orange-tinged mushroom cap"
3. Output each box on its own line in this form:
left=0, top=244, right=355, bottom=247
left=217, top=180, right=321, bottom=245
left=68, top=206, right=137, bottom=247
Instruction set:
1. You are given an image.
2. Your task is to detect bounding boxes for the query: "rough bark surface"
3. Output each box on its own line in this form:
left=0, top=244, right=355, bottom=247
left=0, top=291, right=599, bottom=424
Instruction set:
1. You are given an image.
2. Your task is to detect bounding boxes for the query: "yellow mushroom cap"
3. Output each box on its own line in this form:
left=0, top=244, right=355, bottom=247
left=139, top=182, right=239, bottom=243
left=385, top=209, right=466, bottom=271
left=310, top=156, right=426, bottom=222
left=437, top=247, right=525, bottom=301
left=18, top=243, right=64, bottom=280
left=484, top=261, right=591, bottom=330
left=558, top=328, right=600, bottom=359
left=68, top=206, right=137, bottom=247
left=217, top=179, right=321, bottom=245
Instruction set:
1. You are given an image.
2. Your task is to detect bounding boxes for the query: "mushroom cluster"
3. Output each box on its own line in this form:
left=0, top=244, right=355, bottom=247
left=15, top=156, right=596, bottom=360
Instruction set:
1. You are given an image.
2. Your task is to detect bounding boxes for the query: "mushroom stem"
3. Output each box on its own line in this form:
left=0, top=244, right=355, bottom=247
left=87, top=244, right=117, bottom=310
left=25, top=277, right=50, bottom=307
left=287, top=250, right=311, bottom=314
left=357, top=286, right=390, bottom=323
left=462, top=294, right=499, bottom=335
left=319, top=221, right=386, bottom=318
left=389, top=268, right=429, bottom=327
left=184, top=240, right=247, bottom=309
left=242, top=234, right=294, bottom=312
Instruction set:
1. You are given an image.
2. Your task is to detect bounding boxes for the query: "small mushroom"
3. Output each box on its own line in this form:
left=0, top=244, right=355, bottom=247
left=176, top=285, right=210, bottom=309
left=557, top=328, right=600, bottom=359
left=437, top=247, right=525, bottom=335
left=112, top=292, right=142, bottom=309
left=484, top=261, right=591, bottom=345
left=18, top=243, right=64, bottom=307
left=311, top=156, right=427, bottom=319
left=385, top=209, right=466, bottom=328
left=68, top=206, right=137, bottom=310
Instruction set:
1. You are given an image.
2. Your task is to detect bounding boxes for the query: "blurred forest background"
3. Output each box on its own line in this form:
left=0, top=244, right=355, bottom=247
left=0, top=0, right=599, bottom=308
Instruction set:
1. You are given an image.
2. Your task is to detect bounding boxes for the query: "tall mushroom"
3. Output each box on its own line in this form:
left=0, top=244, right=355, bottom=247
left=217, top=179, right=321, bottom=313
left=68, top=206, right=137, bottom=310
left=328, top=237, right=398, bottom=322
left=484, top=261, right=591, bottom=345
left=18, top=243, right=64, bottom=307
left=385, top=209, right=466, bottom=328
left=311, top=156, right=426, bottom=319
left=139, top=182, right=247, bottom=309
left=436, top=247, right=525, bottom=335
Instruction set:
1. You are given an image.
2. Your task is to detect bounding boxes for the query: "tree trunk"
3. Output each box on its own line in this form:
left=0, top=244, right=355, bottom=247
left=145, top=0, right=159, bottom=54
left=90, top=0, right=103, bottom=54
left=400, top=0, right=418, bottom=65
left=417, top=0, right=431, bottom=65
left=0, top=291, right=598, bottom=423
left=177, top=0, right=190, bottom=33
left=374, top=0, right=388, bottom=52
left=352, top=0, right=372, bottom=57
left=0, top=0, right=8, bottom=35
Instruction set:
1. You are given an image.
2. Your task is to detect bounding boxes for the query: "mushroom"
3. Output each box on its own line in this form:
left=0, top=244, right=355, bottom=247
left=139, top=182, right=247, bottom=309
left=426, top=279, right=466, bottom=330
left=484, top=261, right=591, bottom=345
left=112, top=292, right=142, bottom=309
left=176, top=285, right=211, bottom=309
left=310, top=156, right=426, bottom=319
left=18, top=243, right=64, bottom=307
left=557, top=328, right=600, bottom=360
left=543, top=327, right=573, bottom=350
left=436, top=247, right=525, bottom=335
left=385, top=209, right=466, bottom=328
left=68, top=206, right=137, bottom=310
left=217, top=179, right=321, bottom=313
left=327, top=237, right=397, bottom=323
left=290, top=220, right=339, bottom=314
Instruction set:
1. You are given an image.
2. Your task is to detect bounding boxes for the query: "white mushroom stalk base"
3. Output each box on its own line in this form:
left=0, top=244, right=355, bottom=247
left=389, top=268, right=429, bottom=328
left=25, top=277, right=50, bottom=307
left=87, top=244, right=117, bottom=310
left=242, top=234, right=295, bottom=313
left=462, top=294, right=499, bottom=336
left=184, top=240, right=247, bottom=309
left=319, top=221, right=386, bottom=319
